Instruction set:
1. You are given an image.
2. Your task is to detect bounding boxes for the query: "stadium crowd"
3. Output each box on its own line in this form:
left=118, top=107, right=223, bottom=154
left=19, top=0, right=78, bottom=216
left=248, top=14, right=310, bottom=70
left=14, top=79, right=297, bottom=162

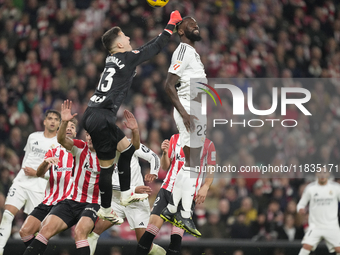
left=0, top=0, right=340, bottom=253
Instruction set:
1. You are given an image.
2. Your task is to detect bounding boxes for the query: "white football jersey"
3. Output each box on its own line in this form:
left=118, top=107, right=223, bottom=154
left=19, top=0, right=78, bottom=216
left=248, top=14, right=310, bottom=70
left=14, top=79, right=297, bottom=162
left=112, top=143, right=160, bottom=203
left=297, top=180, right=340, bottom=229
left=13, top=132, right=58, bottom=192
left=168, top=42, right=207, bottom=100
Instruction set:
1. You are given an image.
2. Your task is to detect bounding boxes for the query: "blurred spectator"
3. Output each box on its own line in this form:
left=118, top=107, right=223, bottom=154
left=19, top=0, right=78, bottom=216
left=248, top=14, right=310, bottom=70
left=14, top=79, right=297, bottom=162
left=250, top=213, right=271, bottom=241
left=233, top=197, right=257, bottom=226
left=25, top=50, right=40, bottom=76
left=265, top=200, right=284, bottom=235
left=223, top=186, right=240, bottom=215
left=218, top=199, right=231, bottom=228
left=276, top=214, right=304, bottom=240
left=110, top=247, right=122, bottom=255
left=200, top=210, right=228, bottom=238
left=5, top=127, right=24, bottom=158
left=233, top=250, right=244, bottom=255
left=250, top=180, right=270, bottom=214
left=0, top=167, right=11, bottom=197
left=253, top=135, right=277, bottom=165
left=231, top=213, right=252, bottom=239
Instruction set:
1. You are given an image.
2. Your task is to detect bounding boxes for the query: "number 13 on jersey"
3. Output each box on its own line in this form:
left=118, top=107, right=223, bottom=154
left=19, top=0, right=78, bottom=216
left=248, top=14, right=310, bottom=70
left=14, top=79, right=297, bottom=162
left=90, top=68, right=116, bottom=103
left=97, top=67, right=116, bottom=92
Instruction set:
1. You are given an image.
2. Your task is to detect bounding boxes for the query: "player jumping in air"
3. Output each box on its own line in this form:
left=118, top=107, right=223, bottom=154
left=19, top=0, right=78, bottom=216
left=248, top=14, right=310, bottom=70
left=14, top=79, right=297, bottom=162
left=87, top=119, right=165, bottom=255
left=297, top=168, right=340, bottom=255
left=161, top=16, right=207, bottom=237
left=135, top=134, right=215, bottom=255
left=82, top=11, right=183, bottom=223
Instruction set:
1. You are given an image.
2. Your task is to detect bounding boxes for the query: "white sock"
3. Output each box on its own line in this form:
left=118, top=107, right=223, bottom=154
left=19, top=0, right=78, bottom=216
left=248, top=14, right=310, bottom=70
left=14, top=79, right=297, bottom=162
left=148, top=243, right=166, bottom=255
left=88, top=232, right=100, bottom=255
left=101, top=207, right=111, bottom=214
left=180, top=169, right=198, bottom=219
left=167, top=168, right=185, bottom=214
left=121, top=189, right=132, bottom=200
left=0, top=210, right=15, bottom=251
left=298, top=248, right=310, bottom=255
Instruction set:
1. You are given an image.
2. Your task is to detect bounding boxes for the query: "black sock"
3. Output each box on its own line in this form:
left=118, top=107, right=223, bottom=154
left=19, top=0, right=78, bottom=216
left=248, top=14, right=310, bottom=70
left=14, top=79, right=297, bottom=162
left=167, top=234, right=182, bottom=255
left=118, top=144, right=135, bottom=191
left=77, top=246, right=90, bottom=255
left=99, top=164, right=114, bottom=208
left=24, top=237, right=34, bottom=247
left=135, top=231, right=156, bottom=255
left=23, top=239, right=47, bottom=255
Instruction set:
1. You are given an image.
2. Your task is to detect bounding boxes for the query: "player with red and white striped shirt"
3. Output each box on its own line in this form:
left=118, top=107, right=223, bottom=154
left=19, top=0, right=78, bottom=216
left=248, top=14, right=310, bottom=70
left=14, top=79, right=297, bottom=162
left=69, top=138, right=100, bottom=204
left=23, top=100, right=106, bottom=255
left=42, top=146, right=74, bottom=205
left=162, top=134, right=215, bottom=200
left=135, top=134, right=215, bottom=255
left=19, top=118, right=77, bottom=248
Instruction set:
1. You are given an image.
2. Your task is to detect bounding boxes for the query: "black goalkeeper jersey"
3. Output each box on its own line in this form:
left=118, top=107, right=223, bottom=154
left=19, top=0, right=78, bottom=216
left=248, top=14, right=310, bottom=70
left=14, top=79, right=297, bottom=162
left=87, top=31, right=171, bottom=116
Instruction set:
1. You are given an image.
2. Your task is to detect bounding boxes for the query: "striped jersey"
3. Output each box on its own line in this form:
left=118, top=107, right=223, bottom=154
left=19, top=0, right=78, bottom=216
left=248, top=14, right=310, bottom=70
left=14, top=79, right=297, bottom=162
left=162, top=134, right=216, bottom=197
left=42, top=146, right=74, bottom=206
left=168, top=42, right=207, bottom=100
left=69, top=139, right=100, bottom=204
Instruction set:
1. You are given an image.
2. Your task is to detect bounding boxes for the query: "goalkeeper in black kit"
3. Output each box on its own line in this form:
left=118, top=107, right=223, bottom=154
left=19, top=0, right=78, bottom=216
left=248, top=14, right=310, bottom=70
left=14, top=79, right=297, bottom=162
left=82, top=11, right=183, bottom=223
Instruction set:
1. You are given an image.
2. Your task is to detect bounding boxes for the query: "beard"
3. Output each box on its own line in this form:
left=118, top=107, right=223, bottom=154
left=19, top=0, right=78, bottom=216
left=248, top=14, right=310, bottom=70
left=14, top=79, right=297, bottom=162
left=185, top=29, right=202, bottom=42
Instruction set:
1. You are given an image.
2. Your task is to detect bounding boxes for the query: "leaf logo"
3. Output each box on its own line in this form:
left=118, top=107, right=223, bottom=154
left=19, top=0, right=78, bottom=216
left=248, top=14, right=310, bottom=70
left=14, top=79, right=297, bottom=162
left=197, top=82, right=222, bottom=106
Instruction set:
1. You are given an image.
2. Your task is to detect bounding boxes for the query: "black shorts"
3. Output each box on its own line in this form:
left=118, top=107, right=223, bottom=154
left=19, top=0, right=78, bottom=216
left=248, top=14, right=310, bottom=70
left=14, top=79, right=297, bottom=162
left=82, top=107, right=125, bottom=160
left=151, top=188, right=195, bottom=216
left=49, top=199, right=100, bottom=228
left=30, top=203, right=53, bottom=222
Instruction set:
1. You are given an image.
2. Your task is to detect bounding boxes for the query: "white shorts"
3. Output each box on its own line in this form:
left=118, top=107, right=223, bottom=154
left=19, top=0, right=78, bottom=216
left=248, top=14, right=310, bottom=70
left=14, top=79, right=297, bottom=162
left=302, top=228, right=340, bottom=252
left=173, top=98, right=206, bottom=148
left=111, top=197, right=150, bottom=230
left=5, top=182, right=44, bottom=215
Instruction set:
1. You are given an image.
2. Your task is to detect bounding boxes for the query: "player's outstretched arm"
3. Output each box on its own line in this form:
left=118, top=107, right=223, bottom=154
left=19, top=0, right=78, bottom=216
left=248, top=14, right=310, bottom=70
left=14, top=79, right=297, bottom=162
left=123, top=109, right=140, bottom=150
left=160, top=139, right=170, bottom=170
left=126, top=11, right=182, bottom=67
left=58, top=100, right=77, bottom=151
left=165, top=73, right=198, bottom=132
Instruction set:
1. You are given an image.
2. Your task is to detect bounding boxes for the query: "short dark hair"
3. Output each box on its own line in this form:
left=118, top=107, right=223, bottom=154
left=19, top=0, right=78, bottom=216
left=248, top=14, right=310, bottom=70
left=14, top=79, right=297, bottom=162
left=69, top=117, right=78, bottom=129
left=177, top=16, right=192, bottom=30
left=102, top=27, right=122, bottom=52
left=45, top=110, right=61, bottom=122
